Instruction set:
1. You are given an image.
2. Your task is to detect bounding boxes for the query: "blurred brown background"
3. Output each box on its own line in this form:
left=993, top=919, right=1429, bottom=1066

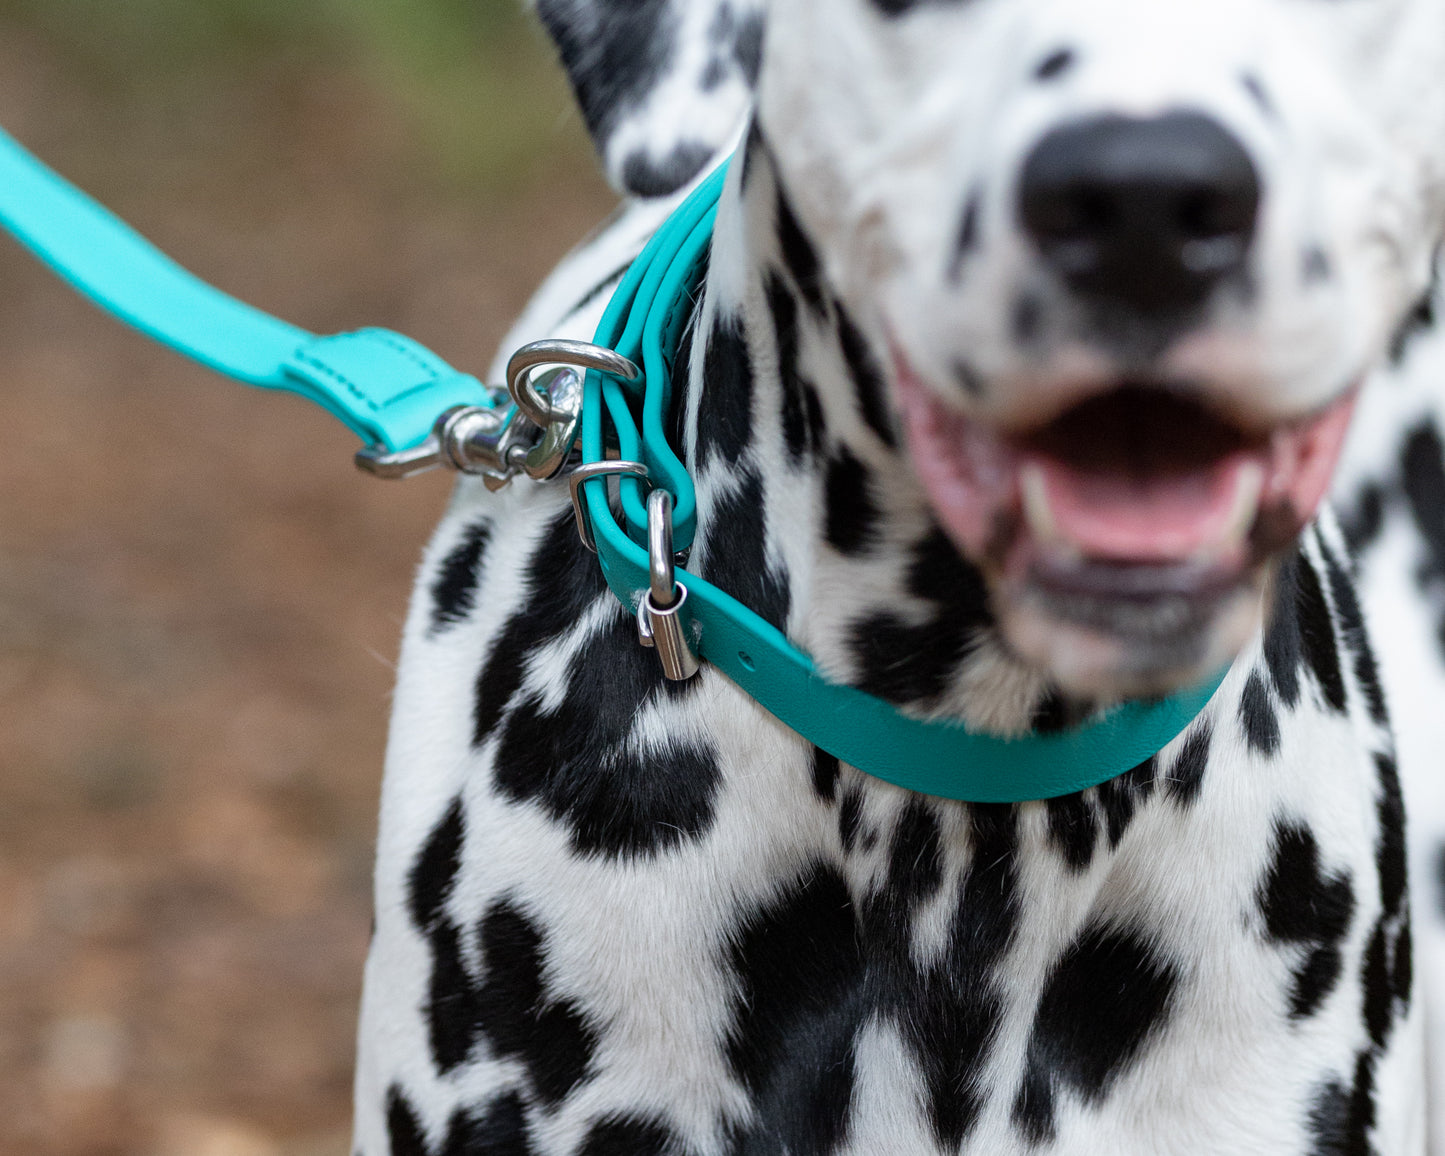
left=0, top=4, right=614, bottom=1152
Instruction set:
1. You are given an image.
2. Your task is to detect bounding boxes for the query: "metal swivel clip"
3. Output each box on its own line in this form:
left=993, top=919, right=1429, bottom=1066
left=636, top=488, right=700, bottom=682
left=354, top=339, right=640, bottom=489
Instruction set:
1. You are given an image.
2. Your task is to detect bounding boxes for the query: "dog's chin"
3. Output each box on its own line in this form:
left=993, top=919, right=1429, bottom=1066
left=993, top=558, right=1270, bottom=698
left=894, top=360, right=1359, bottom=701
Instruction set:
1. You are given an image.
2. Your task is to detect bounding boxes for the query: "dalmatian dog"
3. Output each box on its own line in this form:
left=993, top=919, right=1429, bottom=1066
left=353, top=0, right=1445, bottom=1152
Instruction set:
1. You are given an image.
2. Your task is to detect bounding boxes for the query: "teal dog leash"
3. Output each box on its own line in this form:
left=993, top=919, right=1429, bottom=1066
left=0, top=125, right=1224, bottom=802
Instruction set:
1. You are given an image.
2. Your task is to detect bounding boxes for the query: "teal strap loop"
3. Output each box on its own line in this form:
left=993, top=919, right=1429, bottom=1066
left=0, top=126, right=490, bottom=451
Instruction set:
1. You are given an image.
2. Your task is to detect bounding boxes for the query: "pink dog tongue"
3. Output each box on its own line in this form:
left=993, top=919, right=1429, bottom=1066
left=1023, top=452, right=1260, bottom=562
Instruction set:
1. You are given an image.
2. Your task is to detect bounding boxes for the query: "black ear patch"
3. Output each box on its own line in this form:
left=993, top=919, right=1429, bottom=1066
left=536, top=0, right=763, bottom=197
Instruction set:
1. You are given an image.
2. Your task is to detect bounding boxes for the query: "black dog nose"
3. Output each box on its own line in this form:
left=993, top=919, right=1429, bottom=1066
left=1018, top=112, right=1260, bottom=314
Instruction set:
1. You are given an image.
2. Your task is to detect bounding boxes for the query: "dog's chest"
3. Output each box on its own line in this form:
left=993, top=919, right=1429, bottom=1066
left=352, top=466, right=1419, bottom=1155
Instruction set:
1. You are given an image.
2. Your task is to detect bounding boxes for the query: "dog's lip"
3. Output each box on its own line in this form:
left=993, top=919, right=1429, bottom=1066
left=894, top=356, right=1359, bottom=587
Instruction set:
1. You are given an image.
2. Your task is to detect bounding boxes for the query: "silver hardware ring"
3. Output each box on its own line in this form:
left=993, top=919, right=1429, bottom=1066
left=647, top=488, right=679, bottom=608
left=568, top=460, right=649, bottom=553
left=507, top=339, right=641, bottom=428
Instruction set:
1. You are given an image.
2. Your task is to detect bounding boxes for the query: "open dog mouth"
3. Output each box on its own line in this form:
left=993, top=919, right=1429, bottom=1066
left=897, top=362, right=1357, bottom=682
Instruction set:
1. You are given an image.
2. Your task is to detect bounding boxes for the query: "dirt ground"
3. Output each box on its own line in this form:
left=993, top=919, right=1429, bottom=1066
left=0, top=19, right=614, bottom=1155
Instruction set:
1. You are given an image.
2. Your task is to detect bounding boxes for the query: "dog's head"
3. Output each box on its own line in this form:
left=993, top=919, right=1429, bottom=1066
left=539, top=0, right=1445, bottom=700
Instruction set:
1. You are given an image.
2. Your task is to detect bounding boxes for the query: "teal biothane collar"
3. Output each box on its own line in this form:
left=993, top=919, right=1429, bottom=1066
left=0, top=125, right=1225, bottom=802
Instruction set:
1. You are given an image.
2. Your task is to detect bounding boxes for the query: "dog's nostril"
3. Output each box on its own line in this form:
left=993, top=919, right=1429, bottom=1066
left=1018, top=112, right=1260, bottom=315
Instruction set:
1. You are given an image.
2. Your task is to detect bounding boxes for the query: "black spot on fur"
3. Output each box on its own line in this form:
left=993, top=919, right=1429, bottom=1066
left=563, top=261, right=634, bottom=326
left=1323, top=550, right=1389, bottom=726
left=579, top=1114, right=686, bottom=1156
left=1402, top=419, right=1445, bottom=654
left=767, top=273, right=825, bottom=464
left=1362, top=922, right=1394, bottom=1050
left=812, top=747, right=841, bottom=802
left=701, top=468, right=791, bottom=630
left=1298, top=551, right=1346, bottom=713
left=1045, top=793, right=1098, bottom=871
left=473, top=512, right=607, bottom=746
left=1434, top=843, right=1445, bottom=920
left=424, top=915, right=484, bottom=1072
left=1392, top=921, right=1413, bottom=1009
left=732, top=11, right=764, bottom=86
left=739, top=117, right=765, bottom=190
left=903, top=805, right=1021, bottom=1146
left=824, top=448, right=881, bottom=555
left=1094, top=757, right=1156, bottom=848
left=838, top=788, right=863, bottom=853
left=776, top=186, right=825, bottom=316
left=622, top=143, right=719, bottom=197
left=409, top=799, right=464, bottom=933
left=1302, top=246, right=1332, bottom=285
left=1012, top=294, right=1043, bottom=345
left=950, top=359, right=986, bottom=399
left=1264, top=553, right=1304, bottom=708
left=387, top=1085, right=429, bottom=1156
left=1274, top=547, right=1344, bottom=714
left=1239, top=669, right=1281, bottom=756
left=726, top=864, right=863, bottom=1155
left=949, top=192, right=982, bottom=281
left=448, top=1094, right=535, bottom=1156
left=1257, top=821, right=1355, bottom=1020
left=1307, top=1062, right=1375, bottom=1156
left=493, top=600, right=718, bottom=858
left=862, top=798, right=944, bottom=948
left=835, top=303, right=897, bottom=449
left=408, top=800, right=484, bottom=1072
left=1034, top=48, right=1076, bottom=81
left=477, top=900, right=598, bottom=1108
left=1012, top=922, right=1178, bottom=1144
left=1339, top=481, right=1385, bottom=557
left=847, top=527, right=991, bottom=706
left=386, top=1085, right=534, bottom=1156
left=1165, top=719, right=1213, bottom=804
left=1388, top=275, right=1437, bottom=365
left=697, top=315, right=755, bottom=470
left=431, top=522, right=492, bottom=633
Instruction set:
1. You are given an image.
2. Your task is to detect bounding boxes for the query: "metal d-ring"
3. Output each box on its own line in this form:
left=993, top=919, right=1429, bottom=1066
left=506, top=339, right=641, bottom=428
left=637, top=486, right=700, bottom=681
left=567, top=460, right=649, bottom=553
left=647, top=488, right=679, bottom=608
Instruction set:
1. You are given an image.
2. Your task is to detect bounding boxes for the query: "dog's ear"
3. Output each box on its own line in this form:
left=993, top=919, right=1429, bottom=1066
left=533, top=0, right=763, bottom=197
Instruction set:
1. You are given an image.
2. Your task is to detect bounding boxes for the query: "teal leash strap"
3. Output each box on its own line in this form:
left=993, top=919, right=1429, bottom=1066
left=0, top=125, right=491, bottom=451
left=579, top=162, right=1228, bottom=803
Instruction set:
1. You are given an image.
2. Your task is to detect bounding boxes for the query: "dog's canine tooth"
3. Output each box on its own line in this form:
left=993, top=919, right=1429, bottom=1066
left=1020, top=461, right=1063, bottom=546
left=1220, top=460, right=1264, bottom=547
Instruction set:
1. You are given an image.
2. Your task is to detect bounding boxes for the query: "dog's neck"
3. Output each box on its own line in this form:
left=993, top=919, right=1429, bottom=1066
left=673, top=132, right=1073, bottom=735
